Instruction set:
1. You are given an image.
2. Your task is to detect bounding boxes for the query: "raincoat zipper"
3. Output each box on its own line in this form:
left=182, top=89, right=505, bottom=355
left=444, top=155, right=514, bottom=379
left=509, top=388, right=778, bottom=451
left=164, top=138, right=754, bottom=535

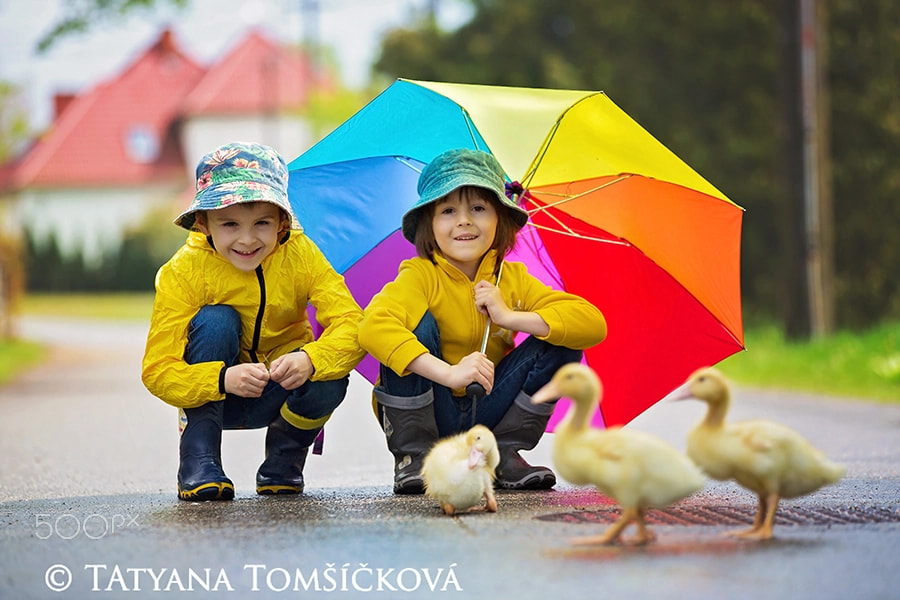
left=249, top=264, right=266, bottom=364
left=472, top=283, right=487, bottom=352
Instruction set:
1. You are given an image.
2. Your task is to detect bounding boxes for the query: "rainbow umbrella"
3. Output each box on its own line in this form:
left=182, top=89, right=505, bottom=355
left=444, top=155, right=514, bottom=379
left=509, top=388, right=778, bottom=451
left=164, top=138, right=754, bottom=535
left=288, top=78, right=744, bottom=428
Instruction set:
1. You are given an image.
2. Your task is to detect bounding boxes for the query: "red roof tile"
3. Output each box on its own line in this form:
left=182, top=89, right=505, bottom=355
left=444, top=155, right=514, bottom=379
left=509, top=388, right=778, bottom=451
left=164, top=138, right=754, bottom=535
left=182, top=29, right=317, bottom=116
left=0, top=28, right=324, bottom=194
left=1, top=29, right=205, bottom=190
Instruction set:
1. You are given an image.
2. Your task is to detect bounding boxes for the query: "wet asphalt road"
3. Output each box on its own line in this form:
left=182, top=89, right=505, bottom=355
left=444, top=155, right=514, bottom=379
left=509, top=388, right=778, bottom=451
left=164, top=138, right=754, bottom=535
left=0, top=316, right=898, bottom=599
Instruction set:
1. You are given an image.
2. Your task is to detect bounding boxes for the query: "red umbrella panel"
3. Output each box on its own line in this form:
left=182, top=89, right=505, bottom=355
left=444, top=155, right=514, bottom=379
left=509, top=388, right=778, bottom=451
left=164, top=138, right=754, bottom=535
left=510, top=175, right=744, bottom=428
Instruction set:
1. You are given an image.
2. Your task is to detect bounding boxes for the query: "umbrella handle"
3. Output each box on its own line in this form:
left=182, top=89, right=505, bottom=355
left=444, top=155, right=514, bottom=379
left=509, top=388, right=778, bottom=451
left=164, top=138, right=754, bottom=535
left=466, top=381, right=486, bottom=402
left=465, top=262, right=502, bottom=428
left=465, top=382, right=486, bottom=429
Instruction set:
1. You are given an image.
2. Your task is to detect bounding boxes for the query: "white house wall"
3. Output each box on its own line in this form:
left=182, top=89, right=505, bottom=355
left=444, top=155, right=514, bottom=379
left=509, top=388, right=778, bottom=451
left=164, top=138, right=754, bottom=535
left=19, top=186, right=181, bottom=267
left=182, top=115, right=313, bottom=173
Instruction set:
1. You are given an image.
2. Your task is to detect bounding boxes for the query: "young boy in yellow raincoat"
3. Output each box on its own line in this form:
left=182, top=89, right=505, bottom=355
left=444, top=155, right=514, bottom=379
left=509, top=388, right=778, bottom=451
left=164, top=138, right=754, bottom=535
left=142, top=142, right=365, bottom=501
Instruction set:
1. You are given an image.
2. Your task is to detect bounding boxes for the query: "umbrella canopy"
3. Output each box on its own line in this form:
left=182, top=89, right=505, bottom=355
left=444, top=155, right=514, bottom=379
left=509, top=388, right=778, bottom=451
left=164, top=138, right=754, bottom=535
left=288, top=78, right=744, bottom=428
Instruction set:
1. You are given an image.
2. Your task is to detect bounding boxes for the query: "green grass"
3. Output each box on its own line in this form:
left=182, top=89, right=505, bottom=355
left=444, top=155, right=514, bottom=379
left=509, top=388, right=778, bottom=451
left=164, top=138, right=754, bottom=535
left=22, top=292, right=155, bottom=321
left=5, top=293, right=900, bottom=403
left=0, top=339, right=45, bottom=385
left=718, top=320, right=900, bottom=403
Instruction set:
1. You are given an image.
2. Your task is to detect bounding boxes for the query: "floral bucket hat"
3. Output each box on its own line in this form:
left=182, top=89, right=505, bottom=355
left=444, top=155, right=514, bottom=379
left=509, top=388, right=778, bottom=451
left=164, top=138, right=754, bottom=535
left=401, top=148, right=529, bottom=243
left=174, top=141, right=300, bottom=231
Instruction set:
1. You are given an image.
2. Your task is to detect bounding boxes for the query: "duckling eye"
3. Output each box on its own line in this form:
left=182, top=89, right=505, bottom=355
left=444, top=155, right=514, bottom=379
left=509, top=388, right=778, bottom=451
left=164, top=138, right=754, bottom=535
left=698, top=376, right=706, bottom=382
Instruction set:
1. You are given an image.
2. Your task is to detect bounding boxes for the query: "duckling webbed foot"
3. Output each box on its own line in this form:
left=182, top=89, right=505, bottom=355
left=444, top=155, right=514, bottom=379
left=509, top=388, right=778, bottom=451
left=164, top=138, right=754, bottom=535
left=569, top=531, right=623, bottom=546
left=623, top=509, right=656, bottom=545
left=461, top=503, right=496, bottom=514
left=484, top=487, right=498, bottom=512
left=569, top=507, right=636, bottom=546
left=725, top=493, right=777, bottom=540
left=731, top=527, right=774, bottom=541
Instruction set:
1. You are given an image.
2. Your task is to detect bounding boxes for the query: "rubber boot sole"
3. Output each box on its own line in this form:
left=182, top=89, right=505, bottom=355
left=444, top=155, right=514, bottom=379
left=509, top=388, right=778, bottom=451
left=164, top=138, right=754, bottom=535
left=496, top=468, right=556, bottom=490
left=178, top=481, right=235, bottom=501
left=256, top=483, right=304, bottom=495
left=393, top=475, right=425, bottom=495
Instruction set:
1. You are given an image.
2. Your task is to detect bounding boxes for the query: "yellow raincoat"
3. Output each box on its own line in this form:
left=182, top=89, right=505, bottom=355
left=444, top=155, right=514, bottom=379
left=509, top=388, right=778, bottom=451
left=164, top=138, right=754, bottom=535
left=358, top=250, right=606, bottom=396
left=142, top=231, right=365, bottom=408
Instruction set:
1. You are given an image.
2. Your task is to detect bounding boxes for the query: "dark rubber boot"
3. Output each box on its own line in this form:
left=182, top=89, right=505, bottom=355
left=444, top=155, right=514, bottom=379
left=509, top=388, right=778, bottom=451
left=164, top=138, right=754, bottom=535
left=256, top=415, right=321, bottom=495
left=376, top=389, right=439, bottom=495
left=493, top=391, right=556, bottom=490
left=178, top=403, right=234, bottom=501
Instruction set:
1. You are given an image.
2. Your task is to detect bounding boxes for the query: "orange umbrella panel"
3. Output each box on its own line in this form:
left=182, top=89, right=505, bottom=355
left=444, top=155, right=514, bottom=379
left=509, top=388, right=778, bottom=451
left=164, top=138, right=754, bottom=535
left=527, top=176, right=744, bottom=347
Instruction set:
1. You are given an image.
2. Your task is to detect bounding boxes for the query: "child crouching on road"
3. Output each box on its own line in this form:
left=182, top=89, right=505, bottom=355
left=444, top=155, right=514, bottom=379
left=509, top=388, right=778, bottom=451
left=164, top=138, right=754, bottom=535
left=142, top=141, right=365, bottom=501
left=358, top=148, right=607, bottom=494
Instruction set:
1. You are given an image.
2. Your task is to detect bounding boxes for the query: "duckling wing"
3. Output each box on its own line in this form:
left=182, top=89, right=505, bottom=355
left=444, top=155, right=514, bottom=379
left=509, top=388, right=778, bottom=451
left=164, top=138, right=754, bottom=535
left=740, top=421, right=790, bottom=453
left=611, top=429, right=705, bottom=508
left=422, top=438, right=469, bottom=494
left=729, top=420, right=845, bottom=497
left=423, top=454, right=487, bottom=510
left=556, top=428, right=703, bottom=508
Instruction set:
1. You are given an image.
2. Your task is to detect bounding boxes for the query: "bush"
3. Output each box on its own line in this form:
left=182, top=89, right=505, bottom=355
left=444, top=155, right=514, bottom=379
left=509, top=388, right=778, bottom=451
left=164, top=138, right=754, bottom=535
left=0, top=235, right=25, bottom=338
left=24, top=208, right=185, bottom=293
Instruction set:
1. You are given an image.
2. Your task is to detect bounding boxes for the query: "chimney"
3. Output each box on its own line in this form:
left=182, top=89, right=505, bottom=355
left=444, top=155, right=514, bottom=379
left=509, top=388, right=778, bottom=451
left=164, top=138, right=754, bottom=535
left=53, top=93, right=76, bottom=119
left=156, top=27, right=176, bottom=55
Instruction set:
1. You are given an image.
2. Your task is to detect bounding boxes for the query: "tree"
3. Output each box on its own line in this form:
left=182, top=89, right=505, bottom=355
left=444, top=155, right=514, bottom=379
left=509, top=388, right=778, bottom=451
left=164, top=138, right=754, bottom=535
left=36, top=0, right=189, bottom=53
left=0, top=81, right=30, bottom=162
left=0, top=81, right=31, bottom=337
left=828, top=0, right=900, bottom=328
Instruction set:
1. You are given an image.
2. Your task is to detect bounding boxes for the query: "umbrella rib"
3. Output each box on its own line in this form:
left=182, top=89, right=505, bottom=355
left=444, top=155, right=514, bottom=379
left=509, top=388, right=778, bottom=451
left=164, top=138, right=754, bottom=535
left=520, top=120, right=562, bottom=189
left=395, top=156, right=424, bottom=173
left=461, top=109, right=486, bottom=152
left=526, top=222, right=630, bottom=246
left=521, top=175, right=632, bottom=244
left=528, top=175, right=632, bottom=213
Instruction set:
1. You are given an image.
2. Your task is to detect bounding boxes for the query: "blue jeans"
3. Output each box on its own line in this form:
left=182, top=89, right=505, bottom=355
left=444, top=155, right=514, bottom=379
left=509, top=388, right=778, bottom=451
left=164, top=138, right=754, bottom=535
left=376, top=312, right=582, bottom=437
left=184, top=305, right=348, bottom=430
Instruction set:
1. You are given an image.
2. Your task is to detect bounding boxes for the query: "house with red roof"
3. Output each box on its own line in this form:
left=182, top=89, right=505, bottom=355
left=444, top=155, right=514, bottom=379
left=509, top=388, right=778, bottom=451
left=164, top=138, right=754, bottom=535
left=0, top=27, right=323, bottom=267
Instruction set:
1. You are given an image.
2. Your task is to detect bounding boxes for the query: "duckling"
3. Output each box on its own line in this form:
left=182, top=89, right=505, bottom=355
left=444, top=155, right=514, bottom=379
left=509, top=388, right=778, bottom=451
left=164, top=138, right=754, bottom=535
left=672, top=366, right=846, bottom=540
left=533, top=363, right=705, bottom=546
left=422, top=425, right=500, bottom=515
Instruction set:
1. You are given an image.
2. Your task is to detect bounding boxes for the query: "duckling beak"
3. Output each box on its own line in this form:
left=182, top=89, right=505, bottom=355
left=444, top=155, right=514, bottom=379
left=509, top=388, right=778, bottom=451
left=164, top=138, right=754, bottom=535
left=668, top=381, right=694, bottom=401
left=468, top=446, right=486, bottom=469
left=532, top=381, right=562, bottom=405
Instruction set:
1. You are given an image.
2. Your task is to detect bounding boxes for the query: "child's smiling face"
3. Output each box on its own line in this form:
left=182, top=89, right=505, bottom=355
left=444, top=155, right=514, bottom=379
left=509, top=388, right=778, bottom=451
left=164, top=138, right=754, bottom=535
left=431, top=187, right=498, bottom=280
left=195, top=202, right=286, bottom=271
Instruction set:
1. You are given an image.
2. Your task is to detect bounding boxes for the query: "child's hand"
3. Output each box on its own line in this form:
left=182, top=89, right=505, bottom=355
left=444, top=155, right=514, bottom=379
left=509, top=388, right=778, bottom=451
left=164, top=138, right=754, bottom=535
left=269, top=350, right=314, bottom=391
left=474, top=279, right=551, bottom=338
left=224, top=363, right=270, bottom=398
left=449, top=351, right=494, bottom=394
left=474, top=279, right=512, bottom=325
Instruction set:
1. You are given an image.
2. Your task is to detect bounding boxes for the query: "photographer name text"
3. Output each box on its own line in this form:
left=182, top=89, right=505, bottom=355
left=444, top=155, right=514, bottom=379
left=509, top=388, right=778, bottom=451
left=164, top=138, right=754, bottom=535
left=45, top=562, right=464, bottom=593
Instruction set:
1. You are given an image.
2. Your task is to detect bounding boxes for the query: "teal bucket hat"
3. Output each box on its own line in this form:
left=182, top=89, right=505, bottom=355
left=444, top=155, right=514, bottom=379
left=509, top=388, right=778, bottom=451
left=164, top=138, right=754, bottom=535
left=401, top=148, right=529, bottom=243
left=175, top=141, right=300, bottom=231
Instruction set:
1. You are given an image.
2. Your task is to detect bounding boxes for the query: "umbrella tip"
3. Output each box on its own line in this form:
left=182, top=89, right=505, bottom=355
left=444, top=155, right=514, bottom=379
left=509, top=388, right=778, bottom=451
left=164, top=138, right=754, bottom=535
left=505, top=181, right=525, bottom=203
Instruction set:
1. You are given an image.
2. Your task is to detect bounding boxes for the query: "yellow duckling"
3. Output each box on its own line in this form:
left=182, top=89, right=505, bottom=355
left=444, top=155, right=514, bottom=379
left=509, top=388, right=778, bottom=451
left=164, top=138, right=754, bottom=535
left=533, top=363, right=705, bottom=545
left=673, top=366, right=846, bottom=540
left=422, top=425, right=500, bottom=515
